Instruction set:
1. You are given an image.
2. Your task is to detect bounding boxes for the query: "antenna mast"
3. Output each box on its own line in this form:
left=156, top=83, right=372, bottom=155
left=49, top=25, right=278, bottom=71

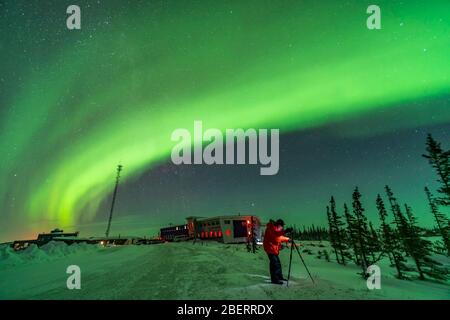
left=105, top=164, right=123, bottom=238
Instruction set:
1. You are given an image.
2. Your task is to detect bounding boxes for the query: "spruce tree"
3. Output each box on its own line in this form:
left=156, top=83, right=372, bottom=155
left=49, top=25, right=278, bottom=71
left=425, top=187, right=450, bottom=255
left=329, top=196, right=351, bottom=265
left=385, top=185, right=445, bottom=280
left=399, top=204, right=427, bottom=280
left=376, top=194, right=406, bottom=279
left=343, top=203, right=361, bottom=265
left=352, top=187, right=371, bottom=277
left=368, top=221, right=381, bottom=260
left=327, top=205, right=341, bottom=263
left=385, top=185, right=408, bottom=248
left=423, top=134, right=450, bottom=206
left=377, top=196, right=394, bottom=266
left=403, top=204, right=446, bottom=280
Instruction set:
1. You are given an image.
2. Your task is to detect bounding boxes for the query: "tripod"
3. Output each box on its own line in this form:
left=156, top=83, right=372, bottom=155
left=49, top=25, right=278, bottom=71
left=286, top=238, right=315, bottom=286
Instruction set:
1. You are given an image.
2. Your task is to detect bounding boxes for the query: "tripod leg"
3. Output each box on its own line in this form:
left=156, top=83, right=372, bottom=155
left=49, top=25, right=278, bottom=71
left=287, top=241, right=294, bottom=287
left=293, top=240, right=315, bottom=285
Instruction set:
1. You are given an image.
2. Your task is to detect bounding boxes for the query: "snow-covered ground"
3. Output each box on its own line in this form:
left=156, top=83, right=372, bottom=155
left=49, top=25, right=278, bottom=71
left=0, top=240, right=448, bottom=300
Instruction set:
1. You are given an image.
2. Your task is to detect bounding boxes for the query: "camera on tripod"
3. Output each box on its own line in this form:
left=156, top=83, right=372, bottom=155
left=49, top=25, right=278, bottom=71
left=284, top=227, right=294, bottom=234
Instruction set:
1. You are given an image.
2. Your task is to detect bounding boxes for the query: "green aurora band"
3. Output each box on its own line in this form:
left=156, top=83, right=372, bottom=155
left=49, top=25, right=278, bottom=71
left=0, top=0, right=449, bottom=237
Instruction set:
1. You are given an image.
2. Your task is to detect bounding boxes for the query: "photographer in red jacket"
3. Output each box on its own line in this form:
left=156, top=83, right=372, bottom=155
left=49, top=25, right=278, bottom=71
left=263, top=219, right=293, bottom=285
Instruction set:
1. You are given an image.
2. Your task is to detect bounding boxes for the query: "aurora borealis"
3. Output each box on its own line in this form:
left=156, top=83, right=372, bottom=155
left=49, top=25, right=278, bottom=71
left=0, top=0, right=449, bottom=242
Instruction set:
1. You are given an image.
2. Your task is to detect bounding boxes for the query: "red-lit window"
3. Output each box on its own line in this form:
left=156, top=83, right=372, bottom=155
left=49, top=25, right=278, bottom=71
left=247, top=220, right=250, bottom=224
left=214, top=231, right=217, bottom=237
left=201, top=232, right=205, bottom=238
left=225, top=229, right=231, bottom=236
left=218, top=231, right=222, bottom=237
left=210, top=231, right=213, bottom=237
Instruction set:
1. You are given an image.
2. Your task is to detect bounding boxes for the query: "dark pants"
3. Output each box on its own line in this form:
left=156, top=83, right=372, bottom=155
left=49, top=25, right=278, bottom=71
left=267, top=253, right=283, bottom=282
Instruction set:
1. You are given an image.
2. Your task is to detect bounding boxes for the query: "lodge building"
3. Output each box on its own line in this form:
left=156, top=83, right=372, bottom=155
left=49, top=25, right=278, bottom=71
left=160, top=215, right=262, bottom=244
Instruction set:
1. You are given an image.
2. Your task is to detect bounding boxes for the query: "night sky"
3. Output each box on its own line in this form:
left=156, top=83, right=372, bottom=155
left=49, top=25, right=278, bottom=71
left=0, top=0, right=449, bottom=242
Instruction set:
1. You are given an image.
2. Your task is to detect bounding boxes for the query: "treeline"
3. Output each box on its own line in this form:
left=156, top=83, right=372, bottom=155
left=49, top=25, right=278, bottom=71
left=294, top=224, right=443, bottom=241
left=290, top=225, right=328, bottom=241
left=324, top=134, right=449, bottom=281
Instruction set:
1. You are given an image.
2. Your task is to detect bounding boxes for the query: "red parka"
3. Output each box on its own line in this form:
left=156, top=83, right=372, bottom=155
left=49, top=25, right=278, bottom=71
left=263, top=222, right=290, bottom=255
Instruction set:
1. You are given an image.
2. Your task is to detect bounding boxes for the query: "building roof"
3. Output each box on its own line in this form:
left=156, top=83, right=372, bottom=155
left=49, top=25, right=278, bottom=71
left=38, top=231, right=79, bottom=236
left=194, top=214, right=259, bottom=222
